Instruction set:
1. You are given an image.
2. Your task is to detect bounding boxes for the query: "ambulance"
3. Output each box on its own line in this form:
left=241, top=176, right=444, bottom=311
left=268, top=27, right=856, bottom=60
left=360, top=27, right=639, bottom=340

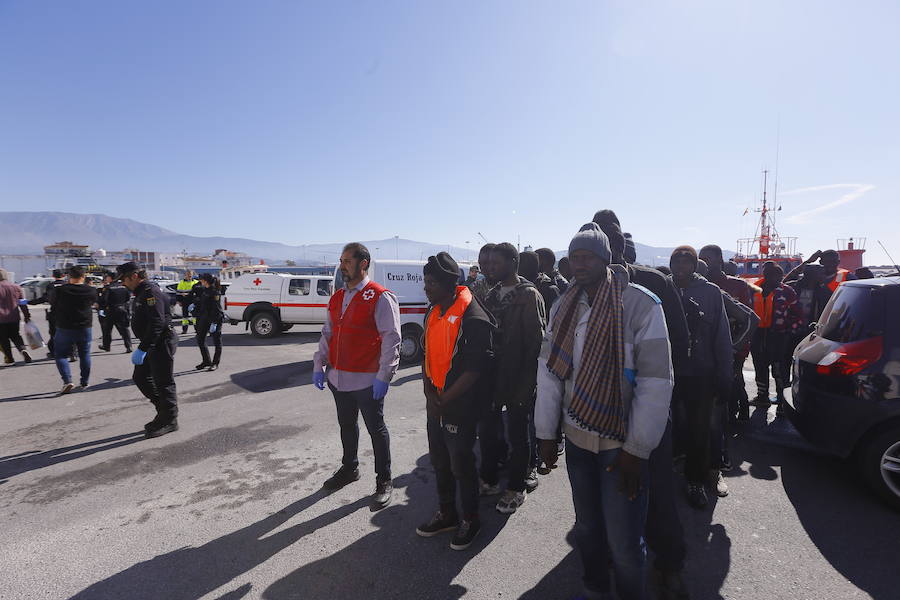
left=223, top=272, right=334, bottom=337
left=333, top=259, right=471, bottom=363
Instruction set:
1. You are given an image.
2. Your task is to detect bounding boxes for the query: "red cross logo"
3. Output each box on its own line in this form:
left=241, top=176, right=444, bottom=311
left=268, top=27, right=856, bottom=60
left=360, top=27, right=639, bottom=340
left=253, top=278, right=262, bottom=286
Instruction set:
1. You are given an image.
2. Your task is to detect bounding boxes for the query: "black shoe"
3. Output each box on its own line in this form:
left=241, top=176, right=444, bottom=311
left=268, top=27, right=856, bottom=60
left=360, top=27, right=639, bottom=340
left=751, top=395, right=769, bottom=407
left=371, top=479, right=393, bottom=510
left=22, top=351, right=32, bottom=363
left=687, top=483, right=708, bottom=509
left=99, top=346, right=110, bottom=352
left=146, top=419, right=178, bottom=439
left=524, top=468, right=539, bottom=493
left=182, top=327, right=189, bottom=334
left=69, top=355, right=78, bottom=363
left=207, top=364, right=218, bottom=371
left=195, top=362, right=211, bottom=370
left=322, top=466, right=361, bottom=490
left=450, top=518, right=481, bottom=551
left=416, top=510, right=459, bottom=537
left=125, top=347, right=133, bottom=353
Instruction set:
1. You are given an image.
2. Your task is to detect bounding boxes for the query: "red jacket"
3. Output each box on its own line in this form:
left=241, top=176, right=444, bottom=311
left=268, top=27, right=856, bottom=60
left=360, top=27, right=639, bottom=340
left=328, top=281, right=386, bottom=373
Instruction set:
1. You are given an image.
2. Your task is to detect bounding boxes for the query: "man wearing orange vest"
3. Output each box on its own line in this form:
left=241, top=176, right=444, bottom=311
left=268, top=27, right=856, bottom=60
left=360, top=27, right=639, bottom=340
left=785, top=249, right=855, bottom=297
left=313, top=242, right=401, bottom=510
left=416, top=252, right=497, bottom=551
left=750, top=262, right=802, bottom=414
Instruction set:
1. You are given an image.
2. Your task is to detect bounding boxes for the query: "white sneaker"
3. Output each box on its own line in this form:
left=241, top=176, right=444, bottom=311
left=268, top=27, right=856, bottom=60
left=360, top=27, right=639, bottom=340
left=711, top=469, right=729, bottom=497
left=496, top=490, right=526, bottom=514
left=60, top=383, right=74, bottom=395
left=479, top=480, right=501, bottom=496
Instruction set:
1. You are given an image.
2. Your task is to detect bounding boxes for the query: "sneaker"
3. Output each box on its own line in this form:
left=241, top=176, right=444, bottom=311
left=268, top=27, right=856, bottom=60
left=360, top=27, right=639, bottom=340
left=4, top=357, right=15, bottom=365
left=77, top=383, right=88, bottom=391
left=496, top=490, right=526, bottom=514
left=195, top=362, right=211, bottom=370
left=99, top=346, right=110, bottom=352
left=60, top=383, right=74, bottom=395
left=22, top=351, right=32, bottom=363
left=416, top=510, right=459, bottom=537
left=653, top=568, right=690, bottom=600
left=711, top=469, right=729, bottom=497
left=371, top=479, right=393, bottom=510
left=68, top=355, right=77, bottom=363
left=146, top=419, right=179, bottom=439
left=557, top=439, right=565, bottom=455
left=751, top=395, right=770, bottom=407
left=322, top=466, right=361, bottom=491
left=687, top=483, right=708, bottom=509
left=207, top=364, right=218, bottom=371
left=524, top=468, right=539, bottom=493
left=479, top=480, right=501, bottom=496
left=450, top=518, right=481, bottom=551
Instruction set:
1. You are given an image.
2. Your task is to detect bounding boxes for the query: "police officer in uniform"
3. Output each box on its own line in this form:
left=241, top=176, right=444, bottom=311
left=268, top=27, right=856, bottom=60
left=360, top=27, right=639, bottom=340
left=98, top=271, right=133, bottom=352
left=176, top=270, right=198, bottom=334
left=117, top=262, right=179, bottom=438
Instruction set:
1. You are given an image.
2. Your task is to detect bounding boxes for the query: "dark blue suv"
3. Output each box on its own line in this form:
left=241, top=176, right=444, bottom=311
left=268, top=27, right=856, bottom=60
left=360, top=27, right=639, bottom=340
left=788, top=276, right=900, bottom=510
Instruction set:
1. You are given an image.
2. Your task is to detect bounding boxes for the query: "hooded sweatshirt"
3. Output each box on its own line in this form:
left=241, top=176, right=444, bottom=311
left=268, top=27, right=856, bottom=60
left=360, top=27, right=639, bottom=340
left=535, top=265, right=674, bottom=459
left=53, top=283, right=98, bottom=329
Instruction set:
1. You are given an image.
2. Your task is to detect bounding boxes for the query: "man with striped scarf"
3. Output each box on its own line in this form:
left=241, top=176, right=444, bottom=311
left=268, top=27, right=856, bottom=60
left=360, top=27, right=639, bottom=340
left=535, top=223, right=674, bottom=600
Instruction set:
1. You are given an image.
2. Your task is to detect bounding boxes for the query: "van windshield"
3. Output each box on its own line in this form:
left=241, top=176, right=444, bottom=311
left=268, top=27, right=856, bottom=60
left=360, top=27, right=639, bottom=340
left=333, top=269, right=344, bottom=290
left=818, top=286, right=885, bottom=343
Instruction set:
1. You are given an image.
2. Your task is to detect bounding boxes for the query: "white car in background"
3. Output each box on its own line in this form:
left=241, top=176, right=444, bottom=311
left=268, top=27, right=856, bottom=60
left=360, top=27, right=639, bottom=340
left=223, top=272, right=334, bottom=337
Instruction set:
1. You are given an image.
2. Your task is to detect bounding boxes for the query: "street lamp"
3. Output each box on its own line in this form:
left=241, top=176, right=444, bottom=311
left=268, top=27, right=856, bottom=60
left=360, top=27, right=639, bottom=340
left=394, top=235, right=399, bottom=260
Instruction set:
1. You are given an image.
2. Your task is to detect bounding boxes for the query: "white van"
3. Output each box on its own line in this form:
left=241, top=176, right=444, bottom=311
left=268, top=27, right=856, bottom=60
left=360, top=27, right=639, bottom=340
left=333, top=259, right=472, bottom=362
left=223, top=272, right=334, bottom=337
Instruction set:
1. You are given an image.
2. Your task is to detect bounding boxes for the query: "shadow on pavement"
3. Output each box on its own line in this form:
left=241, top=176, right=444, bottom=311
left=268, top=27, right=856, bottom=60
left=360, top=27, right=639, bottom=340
left=70, top=455, right=510, bottom=600
left=230, top=361, right=313, bottom=393
left=0, top=371, right=197, bottom=403
left=0, top=431, right=145, bottom=484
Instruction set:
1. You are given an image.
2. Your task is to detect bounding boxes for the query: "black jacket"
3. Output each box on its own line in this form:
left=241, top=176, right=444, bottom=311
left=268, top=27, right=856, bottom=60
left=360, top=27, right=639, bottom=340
left=193, top=285, right=224, bottom=323
left=52, top=283, right=98, bottom=329
left=423, top=293, right=497, bottom=422
left=98, top=283, right=131, bottom=313
left=132, top=280, right=173, bottom=352
left=627, top=264, right=690, bottom=374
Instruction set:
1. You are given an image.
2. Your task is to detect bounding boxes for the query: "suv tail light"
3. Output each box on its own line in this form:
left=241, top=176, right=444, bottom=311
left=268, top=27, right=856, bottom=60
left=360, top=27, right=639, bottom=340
left=816, top=336, right=883, bottom=376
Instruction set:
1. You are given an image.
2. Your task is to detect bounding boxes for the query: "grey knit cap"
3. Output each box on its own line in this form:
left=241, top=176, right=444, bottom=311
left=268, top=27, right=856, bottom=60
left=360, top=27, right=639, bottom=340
left=568, top=223, right=612, bottom=263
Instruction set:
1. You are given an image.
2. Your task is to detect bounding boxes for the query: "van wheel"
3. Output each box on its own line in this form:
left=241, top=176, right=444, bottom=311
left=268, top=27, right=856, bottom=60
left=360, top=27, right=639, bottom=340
left=858, top=423, right=900, bottom=511
left=400, top=324, right=423, bottom=364
left=250, top=312, right=280, bottom=338
left=281, top=324, right=294, bottom=332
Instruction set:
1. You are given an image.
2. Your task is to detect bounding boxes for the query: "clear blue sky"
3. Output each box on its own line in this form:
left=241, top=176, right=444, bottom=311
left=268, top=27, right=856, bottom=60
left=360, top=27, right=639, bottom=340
left=1, top=1, right=898, bottom=264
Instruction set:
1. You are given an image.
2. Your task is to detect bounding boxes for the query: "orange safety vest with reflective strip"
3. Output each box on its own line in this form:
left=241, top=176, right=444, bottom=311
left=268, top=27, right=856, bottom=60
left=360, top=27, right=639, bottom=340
left=424, top=286, right=472, bottom=391
left=826, top=268, right=851, bottom=293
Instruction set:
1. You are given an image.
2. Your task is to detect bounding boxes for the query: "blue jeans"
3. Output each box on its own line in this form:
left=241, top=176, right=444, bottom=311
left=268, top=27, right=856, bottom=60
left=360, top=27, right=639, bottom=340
left=54, top=327, right=92, bottom=385
left=566, top=440, right=649, bottom=600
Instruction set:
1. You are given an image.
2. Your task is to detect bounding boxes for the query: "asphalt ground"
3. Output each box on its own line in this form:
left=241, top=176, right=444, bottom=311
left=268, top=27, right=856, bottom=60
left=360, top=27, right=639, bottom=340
left=1, top=307, right=898, bottom=600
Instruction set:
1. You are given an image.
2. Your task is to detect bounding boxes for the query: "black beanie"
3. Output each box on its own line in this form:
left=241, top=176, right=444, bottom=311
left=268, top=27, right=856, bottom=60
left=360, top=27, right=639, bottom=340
left=424, top=252, right=460, bottom=285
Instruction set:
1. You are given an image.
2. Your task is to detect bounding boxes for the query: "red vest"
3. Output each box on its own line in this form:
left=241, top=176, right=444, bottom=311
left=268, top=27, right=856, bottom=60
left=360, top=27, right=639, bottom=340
left=826, top=268, right=850, bottom=293
left=328, top=281, right=386, bottom=373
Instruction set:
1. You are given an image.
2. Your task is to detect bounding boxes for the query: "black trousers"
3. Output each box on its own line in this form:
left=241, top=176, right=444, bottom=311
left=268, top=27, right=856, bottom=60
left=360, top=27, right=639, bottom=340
left=0, top=321, right=25, bottom=361
left=195, top=318, right=222, bottom=365
left=329, top=384, right=391, bottom=482
left=427, top=416, right=479, bottom=518
left=133, top=332, right=178, bottom=420
left=101, top=308, right=132, bottom=350
left=479, top=399, right=536, bottom=492
left=673, top=375, right=716, bottom=484
left=645, top=418, right=686, bottom=572
left=750, top=328, right=787, bottom=400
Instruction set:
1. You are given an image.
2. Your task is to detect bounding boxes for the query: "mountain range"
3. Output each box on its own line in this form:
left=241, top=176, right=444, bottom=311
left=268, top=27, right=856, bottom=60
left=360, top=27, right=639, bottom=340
left=0, top=211, right=723, bottom=267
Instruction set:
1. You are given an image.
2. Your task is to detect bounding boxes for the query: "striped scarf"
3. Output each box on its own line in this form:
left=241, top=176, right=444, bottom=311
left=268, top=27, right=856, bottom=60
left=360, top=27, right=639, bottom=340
left=546, top=269, right=627, bottom=442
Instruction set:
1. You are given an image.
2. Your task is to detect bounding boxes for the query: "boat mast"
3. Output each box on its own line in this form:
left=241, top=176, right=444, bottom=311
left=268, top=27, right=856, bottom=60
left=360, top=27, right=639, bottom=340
left=758, top=170, right=770, bottom=257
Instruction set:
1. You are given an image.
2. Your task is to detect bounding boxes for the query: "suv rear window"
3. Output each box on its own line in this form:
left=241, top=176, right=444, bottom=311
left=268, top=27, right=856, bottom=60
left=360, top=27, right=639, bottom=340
left=817, top=286, right=885, bottom=343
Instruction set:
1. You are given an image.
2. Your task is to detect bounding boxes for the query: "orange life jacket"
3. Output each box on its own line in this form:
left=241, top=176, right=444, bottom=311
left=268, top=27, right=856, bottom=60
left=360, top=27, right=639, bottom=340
left=424, top=286, right=472, bottom=391
left=826, top=268, right=850, bottom=293
left=328, top=281, right=386, bottom=373
left=753, top=290, right=774, bottom=329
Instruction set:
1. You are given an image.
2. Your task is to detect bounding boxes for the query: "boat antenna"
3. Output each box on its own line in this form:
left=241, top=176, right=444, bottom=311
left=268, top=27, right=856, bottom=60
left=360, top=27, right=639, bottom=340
left=877, top=240, right=900, bottom=275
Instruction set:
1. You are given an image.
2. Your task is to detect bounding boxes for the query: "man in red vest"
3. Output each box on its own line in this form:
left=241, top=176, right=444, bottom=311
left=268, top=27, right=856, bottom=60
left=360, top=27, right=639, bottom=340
left=313, top=242, right=401, bottom=510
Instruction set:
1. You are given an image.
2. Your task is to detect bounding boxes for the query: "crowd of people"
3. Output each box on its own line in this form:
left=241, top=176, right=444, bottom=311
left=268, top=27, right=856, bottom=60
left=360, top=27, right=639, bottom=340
left=0, top=212, right=861, bottom=600
left=310, top=210, right=857, bottom=600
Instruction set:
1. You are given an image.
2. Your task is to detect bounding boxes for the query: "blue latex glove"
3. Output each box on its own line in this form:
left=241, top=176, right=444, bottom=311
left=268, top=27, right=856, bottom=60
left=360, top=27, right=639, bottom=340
left=131, top=349, right=147, bottom=366
left=312, top=371, right=326, bottom=390
left=18, top=298, right=28, bottom=306
left=98, top=309, right=106, bottom=317
left=188, top=303, right=195, bottom=314
left=372, top=378, right=390, bottom=400
left=209, top=323, right=218, bottom=333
